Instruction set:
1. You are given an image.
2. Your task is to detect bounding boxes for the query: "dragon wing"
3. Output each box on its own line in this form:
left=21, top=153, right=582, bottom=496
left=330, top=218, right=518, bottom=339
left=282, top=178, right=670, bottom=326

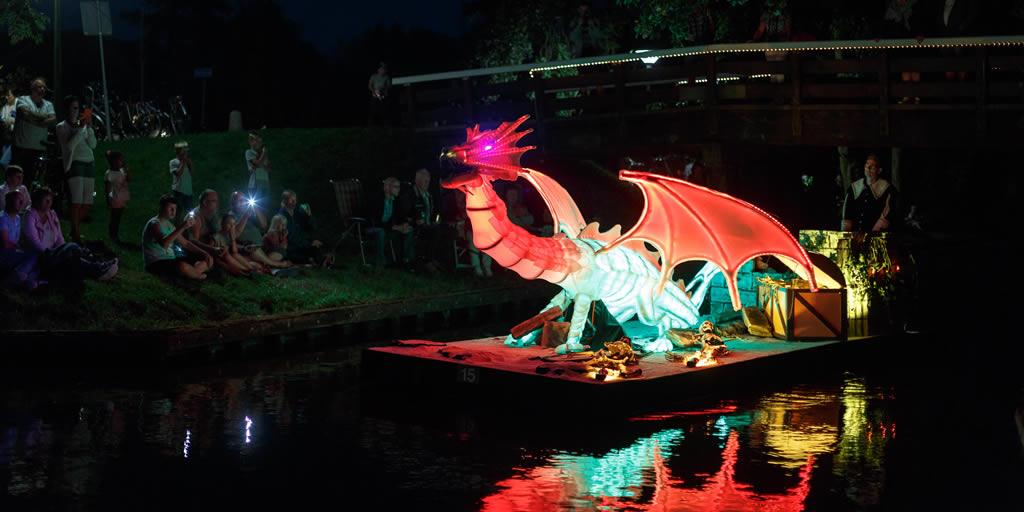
left=519, top=167, right=587, bottom=238
left=603, top=170, right=817, bottom=310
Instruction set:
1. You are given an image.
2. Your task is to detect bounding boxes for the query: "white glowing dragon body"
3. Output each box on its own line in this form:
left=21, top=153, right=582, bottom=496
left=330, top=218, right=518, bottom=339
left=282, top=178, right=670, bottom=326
left=442, top=116, right=819, bottom=354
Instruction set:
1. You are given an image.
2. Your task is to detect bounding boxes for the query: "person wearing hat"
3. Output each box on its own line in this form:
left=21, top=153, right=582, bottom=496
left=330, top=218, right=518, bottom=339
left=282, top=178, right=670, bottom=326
left=169, top=141, right=194, bottom=222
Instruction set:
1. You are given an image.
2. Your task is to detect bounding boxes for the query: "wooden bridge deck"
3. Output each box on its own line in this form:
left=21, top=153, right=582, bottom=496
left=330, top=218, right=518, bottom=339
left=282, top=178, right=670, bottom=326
left=394, top=36, right=1024, bottom=148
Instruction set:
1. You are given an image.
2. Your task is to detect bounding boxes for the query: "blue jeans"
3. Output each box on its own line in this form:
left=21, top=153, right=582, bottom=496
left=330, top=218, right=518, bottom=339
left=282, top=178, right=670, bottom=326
left=0, top=249, right=38, bottom=278
left=367, top=227, right=414, bottom=265
left=39, top=243, right=105, bottom=282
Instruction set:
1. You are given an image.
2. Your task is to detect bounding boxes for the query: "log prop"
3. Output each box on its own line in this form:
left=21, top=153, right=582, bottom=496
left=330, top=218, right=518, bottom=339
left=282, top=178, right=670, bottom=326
left=510, top=306, right=564, bottom=339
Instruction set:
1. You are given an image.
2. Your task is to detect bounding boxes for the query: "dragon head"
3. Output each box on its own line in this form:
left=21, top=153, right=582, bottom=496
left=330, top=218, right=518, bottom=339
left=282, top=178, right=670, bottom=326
left=441, top=115, right=535, bottom=191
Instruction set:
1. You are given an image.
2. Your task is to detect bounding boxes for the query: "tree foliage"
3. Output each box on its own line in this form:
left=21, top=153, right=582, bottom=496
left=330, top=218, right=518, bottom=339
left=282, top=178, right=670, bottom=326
left=0, top=0, right=48, bottom=44
left=466, top=0, right=625, bottom=68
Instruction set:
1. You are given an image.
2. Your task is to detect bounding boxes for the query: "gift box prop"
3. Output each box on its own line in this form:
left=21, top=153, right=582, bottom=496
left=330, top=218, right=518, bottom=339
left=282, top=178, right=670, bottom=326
left=758, top=252, right=848, bottom=341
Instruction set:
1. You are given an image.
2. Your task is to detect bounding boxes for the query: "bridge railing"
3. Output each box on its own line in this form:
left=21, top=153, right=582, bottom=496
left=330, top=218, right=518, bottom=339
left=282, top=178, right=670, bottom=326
left=394, top=36, right=1024, bottom=146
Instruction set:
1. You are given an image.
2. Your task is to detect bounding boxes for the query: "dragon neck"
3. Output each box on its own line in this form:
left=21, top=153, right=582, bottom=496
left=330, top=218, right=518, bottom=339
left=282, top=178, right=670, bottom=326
left=462, top=179, right=577, bottom=283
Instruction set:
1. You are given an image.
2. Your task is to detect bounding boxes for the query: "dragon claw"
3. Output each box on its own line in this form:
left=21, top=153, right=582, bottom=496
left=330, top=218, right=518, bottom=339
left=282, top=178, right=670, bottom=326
left=504, top=331, right=539, bottom=347
left=641, top=337, right=674, bottom=353
left=555, top=342, right=588, bottom=355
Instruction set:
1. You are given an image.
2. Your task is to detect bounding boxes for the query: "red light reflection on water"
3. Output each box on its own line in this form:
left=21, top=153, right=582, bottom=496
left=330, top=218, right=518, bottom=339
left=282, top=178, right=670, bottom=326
left=480, top=431, right=813, bottom=511
left=628, top=406, right=739, bottom=421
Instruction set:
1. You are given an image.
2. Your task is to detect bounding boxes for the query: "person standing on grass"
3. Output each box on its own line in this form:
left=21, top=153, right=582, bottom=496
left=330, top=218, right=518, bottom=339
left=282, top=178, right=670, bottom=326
left=55, top=95, right=98, bottom=243
left=1, top=88, right=17, bottom=167
left=22, top=187, right=117, bottom=283
left=169, top=141, right=195, bottom=222
left=103, top=150, right=130, bottom=243
left=142, top=194, right=212, bottom=280
left=245, top=132, right=271, bottom=202
left=11, top=78, right=56, bottom=187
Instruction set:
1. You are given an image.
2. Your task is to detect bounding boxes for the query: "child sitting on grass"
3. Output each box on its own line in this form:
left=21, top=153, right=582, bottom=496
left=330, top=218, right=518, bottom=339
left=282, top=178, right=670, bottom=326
left=229, top=197, right=290, bottom=269
left=142, top=194, right=213, bottom=280
left=262, top=214, right=289, bottom=264
left=213, top=213, right=263, bottom=274
left=103, top=150, right=130, bottom=243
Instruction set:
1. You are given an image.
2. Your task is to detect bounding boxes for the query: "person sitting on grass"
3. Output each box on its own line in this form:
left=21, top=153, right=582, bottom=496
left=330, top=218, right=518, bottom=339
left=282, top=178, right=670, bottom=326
left=227, top=192, right=290, bottom=269
left=229, top=191, right=267, bottom=243
left=277, top=190, right=333, bottom=267
left=366, top=177, right=414, bottom=267
left=0, top=165, right=30, bottom=213
left=215, top=213, right=269, bottom=273
left=262, top=214, right=290, bottom=264
left=0, top=190, right=41, bottom=289
left=208, top=212, right=262, bottom=275
left=142, top=194, right=213, bottom=280
left=187, top=189, right=254, bottom=276
left=22, top=187, right=117, bottom=283
left=103, top=150, right=130, bottom=243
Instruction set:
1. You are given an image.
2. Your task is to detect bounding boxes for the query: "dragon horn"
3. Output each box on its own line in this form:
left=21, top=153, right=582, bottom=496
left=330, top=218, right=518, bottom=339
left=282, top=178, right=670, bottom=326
left=497, top=127, right=534, bottom=146
left=494, top=115, right=531, bottom=139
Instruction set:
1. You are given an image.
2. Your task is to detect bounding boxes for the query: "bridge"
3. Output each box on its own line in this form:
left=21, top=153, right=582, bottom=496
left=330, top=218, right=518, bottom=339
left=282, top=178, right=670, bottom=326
left=393, top=36, right=1024, bottom=150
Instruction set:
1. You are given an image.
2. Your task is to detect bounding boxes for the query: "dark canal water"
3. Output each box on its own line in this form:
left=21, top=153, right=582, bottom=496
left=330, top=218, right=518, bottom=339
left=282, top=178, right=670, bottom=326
left=0, top=327, right=1019, bottom=511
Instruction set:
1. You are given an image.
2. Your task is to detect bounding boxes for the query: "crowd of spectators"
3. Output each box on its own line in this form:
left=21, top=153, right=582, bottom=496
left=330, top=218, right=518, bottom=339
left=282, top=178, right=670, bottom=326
left=141, top=136, right=332, bottom=280
left=0, top=78, right=118, bottom=291
left=363, top=167, right=547, bottom=278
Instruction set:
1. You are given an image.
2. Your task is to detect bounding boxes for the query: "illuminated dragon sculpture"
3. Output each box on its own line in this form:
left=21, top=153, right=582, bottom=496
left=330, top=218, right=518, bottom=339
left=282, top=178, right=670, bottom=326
left=442, top=116, right=820, bottom=354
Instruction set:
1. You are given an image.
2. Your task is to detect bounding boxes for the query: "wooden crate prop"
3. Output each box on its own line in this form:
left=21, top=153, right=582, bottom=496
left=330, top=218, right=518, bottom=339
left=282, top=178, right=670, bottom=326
left=758, top=282, right=847, bottom=341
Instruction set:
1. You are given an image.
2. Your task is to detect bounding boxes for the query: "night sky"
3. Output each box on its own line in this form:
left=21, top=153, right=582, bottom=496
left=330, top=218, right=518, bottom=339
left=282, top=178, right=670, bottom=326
left=38, top=0, right=465, bottom=54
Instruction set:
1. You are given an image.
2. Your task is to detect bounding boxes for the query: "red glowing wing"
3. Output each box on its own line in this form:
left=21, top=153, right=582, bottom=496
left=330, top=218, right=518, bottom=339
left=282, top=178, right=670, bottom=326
left=604, top=170, right=817, bottom=310
left=519, top=167, right=587, bottom=238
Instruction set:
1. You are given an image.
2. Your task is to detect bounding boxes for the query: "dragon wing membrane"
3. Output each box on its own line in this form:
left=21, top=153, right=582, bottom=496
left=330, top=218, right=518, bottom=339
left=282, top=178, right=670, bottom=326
left=519, top=168, right=587, bottom=239
left=604, top=170, right=818, bottom=310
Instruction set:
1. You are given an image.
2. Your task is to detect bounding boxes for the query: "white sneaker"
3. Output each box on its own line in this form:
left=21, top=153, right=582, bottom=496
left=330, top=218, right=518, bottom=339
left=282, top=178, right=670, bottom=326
left=98, top=262, right=118, bottom=281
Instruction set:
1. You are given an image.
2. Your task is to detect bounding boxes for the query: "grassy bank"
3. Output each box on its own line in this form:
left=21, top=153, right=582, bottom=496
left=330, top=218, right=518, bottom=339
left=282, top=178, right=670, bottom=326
left=1, top=127, right=509, bottom=331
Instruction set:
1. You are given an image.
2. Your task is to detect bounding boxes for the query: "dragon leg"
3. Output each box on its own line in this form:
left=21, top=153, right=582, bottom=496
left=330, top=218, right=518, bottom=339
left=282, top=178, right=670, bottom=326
left=685, top=262, right=721, bottom=307
left=504, top=290, right=571, bottom=347
left=634, top=282, right=704, bottom=353
left=555, top=293, right=592, bottom=354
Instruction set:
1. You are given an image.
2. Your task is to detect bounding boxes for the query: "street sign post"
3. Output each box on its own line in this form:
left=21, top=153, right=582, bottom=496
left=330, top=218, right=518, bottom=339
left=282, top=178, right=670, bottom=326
left=81, top=1, right=113, bottom=140
left=194, top=68, right=213, bottom=130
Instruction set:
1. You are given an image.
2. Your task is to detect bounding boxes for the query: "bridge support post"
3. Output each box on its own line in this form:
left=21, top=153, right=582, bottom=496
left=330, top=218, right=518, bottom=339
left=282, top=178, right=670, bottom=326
left=531, top=75, right=548, bottom=147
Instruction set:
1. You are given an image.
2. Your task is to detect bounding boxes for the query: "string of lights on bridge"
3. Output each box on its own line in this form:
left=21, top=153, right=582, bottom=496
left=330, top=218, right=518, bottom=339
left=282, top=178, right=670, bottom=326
left=526, top=36, right=1024, bottom=78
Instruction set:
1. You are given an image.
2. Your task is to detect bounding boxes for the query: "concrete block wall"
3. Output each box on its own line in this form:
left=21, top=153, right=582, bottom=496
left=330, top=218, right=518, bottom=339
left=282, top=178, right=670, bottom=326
left=706, top=261, right=794, bottom=322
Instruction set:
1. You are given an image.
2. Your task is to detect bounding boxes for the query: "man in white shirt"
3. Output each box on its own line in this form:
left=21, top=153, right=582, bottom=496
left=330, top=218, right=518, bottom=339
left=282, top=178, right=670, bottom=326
left=11, top=78, right=56, bottom=187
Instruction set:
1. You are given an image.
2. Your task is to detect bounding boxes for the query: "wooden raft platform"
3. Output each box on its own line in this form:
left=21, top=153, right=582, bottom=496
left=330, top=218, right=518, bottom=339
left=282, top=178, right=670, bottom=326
left=363, top=326, right=888, bottom=402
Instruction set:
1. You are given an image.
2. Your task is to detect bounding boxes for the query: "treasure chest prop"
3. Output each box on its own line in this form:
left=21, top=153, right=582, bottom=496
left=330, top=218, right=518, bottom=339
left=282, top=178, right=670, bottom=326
left=758, top=253, right=848, bottom=341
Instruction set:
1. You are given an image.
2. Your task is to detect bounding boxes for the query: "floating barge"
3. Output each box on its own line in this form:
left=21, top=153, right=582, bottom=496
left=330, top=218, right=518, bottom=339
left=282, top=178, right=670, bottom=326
left=364, top=322, right=896, bottom=403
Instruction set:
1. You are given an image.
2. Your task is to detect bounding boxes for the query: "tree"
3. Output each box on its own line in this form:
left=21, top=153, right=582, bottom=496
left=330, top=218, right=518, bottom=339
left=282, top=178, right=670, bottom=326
left=0, top=0, right=48, bottom=44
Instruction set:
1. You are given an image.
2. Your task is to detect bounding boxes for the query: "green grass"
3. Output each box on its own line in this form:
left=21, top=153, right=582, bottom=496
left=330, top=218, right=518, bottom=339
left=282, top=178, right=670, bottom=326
left=1, top=127, right=506, bottom=331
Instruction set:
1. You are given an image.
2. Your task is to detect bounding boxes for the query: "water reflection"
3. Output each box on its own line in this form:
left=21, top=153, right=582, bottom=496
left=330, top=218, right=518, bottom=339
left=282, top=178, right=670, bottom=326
left=0, top=349, right=901, bottom=510
left=481, top=377, right=896, bottom=511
